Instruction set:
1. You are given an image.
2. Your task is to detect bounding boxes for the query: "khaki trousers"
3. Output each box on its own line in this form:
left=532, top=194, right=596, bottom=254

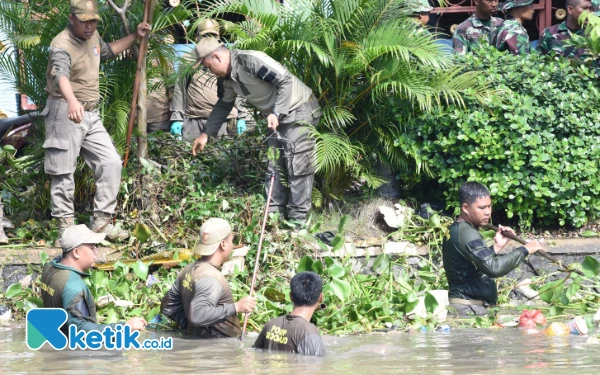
left=266, top=97, right=321, bottom=221
left=42, top=98, right=122, bottom=218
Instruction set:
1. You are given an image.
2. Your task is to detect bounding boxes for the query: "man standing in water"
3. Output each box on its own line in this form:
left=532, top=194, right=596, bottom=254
left=41, top=224, right=147, bottom=335
left=253, top=271, right=325, bottom=356
left=160, top=218, right=256, bottom=338
left=443, top=182, right=544, bottom=316
left=43, top=0, right=150, bottom=244
left=452, top=0, right=504, bottom=54
left=191, top=38, right=322, bottom=230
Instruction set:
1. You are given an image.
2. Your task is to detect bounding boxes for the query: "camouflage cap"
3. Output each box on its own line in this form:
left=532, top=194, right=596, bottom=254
left=70, top=0, right=101, bottom=21
left=499, top=0, right=534, bottom=11
left=408, top=0, right=433, bottom=13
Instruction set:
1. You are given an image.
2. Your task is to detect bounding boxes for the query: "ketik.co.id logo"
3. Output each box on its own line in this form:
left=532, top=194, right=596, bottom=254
left=26, top=308, right=172, bottom=350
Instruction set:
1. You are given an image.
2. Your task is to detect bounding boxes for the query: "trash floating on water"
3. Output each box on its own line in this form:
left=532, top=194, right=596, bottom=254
left=566, top=316, right=588, bottom=335
left=545, top=322, right=569, bottom=336
left=436, top=325, right=450, bottom=333
left=518, top=309, right=546, bottom=329
left=545, top=317, right=588, bottom=336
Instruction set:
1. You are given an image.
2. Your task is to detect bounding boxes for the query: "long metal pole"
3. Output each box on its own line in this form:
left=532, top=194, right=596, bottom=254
left=239, top=171, right=276, bottom=340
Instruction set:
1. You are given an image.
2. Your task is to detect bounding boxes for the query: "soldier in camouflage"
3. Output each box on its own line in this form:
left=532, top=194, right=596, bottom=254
left=408, top=0, right=433, bottom=26
left=452, top=0, right=504, bottom=54
left=537, top=0, right=592, bottom=58
left=491, top=0, right=535, bottom=54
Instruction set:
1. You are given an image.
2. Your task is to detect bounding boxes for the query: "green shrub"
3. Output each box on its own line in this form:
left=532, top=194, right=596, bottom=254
left=397, top=47, right=600, bottom=228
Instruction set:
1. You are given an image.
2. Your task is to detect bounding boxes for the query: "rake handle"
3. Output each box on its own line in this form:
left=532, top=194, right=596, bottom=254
left=484, top=223, right=584, bottom=276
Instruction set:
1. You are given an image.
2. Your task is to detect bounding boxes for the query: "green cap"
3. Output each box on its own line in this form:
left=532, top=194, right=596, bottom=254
left=499, top=0, right=534, bottom=11
left=70, top=0, right=101, bottom=21
left=409, top=0, right=433, bottom=13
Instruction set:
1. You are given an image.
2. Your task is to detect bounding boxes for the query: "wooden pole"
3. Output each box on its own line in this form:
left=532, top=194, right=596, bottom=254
left=484, top=223, right=585, bottom=277
left=136, top=0, right=156, bottom=161
left=123, top=0, right=152, bottom=167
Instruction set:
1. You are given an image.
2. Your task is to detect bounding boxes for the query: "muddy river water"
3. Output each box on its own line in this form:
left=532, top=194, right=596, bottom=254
left=2, top=325, right=600, bottom=374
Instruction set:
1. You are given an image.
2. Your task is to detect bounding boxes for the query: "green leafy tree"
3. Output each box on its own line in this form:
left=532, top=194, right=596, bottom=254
left=397, top=46, right=600, bottom=228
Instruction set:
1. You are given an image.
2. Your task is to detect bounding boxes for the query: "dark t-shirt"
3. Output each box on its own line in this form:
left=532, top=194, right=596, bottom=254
left=253, top=315, right=325, bottom=357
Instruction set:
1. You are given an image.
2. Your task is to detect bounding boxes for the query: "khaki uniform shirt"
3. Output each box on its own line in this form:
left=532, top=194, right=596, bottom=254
left=160, top=260, right=241, bottom=338
left=146, top=76, right=171, bottom=123
left=45, top=28, right=114, bottom=103
left=204, top=50, right=314, bottom=137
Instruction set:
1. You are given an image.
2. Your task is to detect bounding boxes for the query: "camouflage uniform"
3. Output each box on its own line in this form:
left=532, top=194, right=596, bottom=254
left=452, top=15, right=504, bottom=54
left=491, top=17, right=530, bottom=54
left=537, top=21, right=588, bottom=59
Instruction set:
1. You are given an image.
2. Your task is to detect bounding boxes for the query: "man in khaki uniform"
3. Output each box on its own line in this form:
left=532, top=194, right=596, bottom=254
left=146, top=71, right=173, bottom=133
left=43, top=0, right=150, bottom=242
left=192, top=39, right=321, bottom=226
left=160, top=218, right=256, bottom=338
left=170, top=19, right=240, bottom=140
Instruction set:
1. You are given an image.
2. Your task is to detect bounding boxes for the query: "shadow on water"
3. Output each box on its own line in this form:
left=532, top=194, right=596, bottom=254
left=2, top=325, right=600, bottom=374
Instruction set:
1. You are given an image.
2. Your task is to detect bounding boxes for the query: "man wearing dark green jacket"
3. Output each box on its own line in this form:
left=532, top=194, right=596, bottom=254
left=41, top=224, right=147, bottom=335
left=443, top=182, right=544, bottom=316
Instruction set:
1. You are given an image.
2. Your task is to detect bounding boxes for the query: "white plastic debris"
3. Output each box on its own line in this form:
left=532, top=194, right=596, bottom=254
left=515, top=279, right=540, bottom=300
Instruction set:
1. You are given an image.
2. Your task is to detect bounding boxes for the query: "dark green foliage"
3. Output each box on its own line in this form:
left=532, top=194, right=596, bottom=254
left=397, top=47, right=600, bottom=228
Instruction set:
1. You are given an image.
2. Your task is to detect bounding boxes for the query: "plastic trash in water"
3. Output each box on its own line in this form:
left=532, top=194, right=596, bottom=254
left=420, top=326, right=428, bottom=333
left=437, top=325, right=450, bottom=333
left=567, top=316, right=588, bottom=335
left=519, top=309, right=547, bottom=329
left=545, top=317, right=588, bottom=336
left=545, top=322, right=569, bottom=336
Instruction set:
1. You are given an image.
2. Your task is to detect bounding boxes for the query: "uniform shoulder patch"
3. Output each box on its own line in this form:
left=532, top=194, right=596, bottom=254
left=257, top=65, right=276, bottom=83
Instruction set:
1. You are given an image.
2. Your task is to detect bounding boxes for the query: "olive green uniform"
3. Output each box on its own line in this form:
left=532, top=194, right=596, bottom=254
left=205, top=50, right=321, bottom=221
left=160, top=260, right=241, bottom=338
left=443, top=221, right=529, bottom=314
left=41, top=258, right=119, bottom=335
left=43, top=28, right=122, bottom=219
